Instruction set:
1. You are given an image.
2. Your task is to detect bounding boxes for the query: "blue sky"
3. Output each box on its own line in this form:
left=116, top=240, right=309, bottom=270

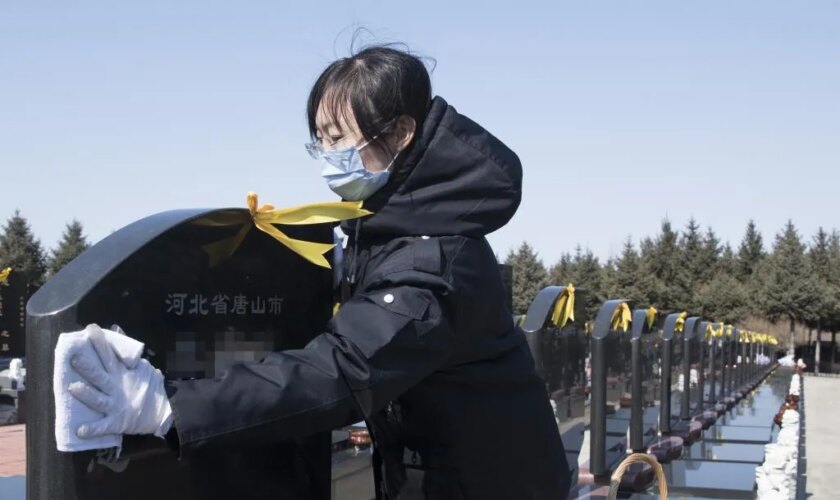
left=1, top=1, right=838, bottom=266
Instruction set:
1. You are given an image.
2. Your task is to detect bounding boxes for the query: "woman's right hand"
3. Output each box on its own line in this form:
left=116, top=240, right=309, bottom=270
left=68, top=327, right=173, bottom=439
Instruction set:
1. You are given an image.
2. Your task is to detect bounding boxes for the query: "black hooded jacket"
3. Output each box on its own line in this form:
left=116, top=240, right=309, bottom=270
left=165, top=97, right=570, bottom=500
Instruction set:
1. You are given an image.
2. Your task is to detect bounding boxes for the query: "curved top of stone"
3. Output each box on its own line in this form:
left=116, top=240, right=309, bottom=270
left=27, top=208, right=237, bottom=315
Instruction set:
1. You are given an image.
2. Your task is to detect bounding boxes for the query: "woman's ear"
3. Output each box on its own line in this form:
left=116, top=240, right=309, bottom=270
left=392, top=115, right=416, bottom=153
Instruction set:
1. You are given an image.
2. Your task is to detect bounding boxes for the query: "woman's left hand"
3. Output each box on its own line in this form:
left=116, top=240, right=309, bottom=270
left=68, top=327, right=173, bottom=439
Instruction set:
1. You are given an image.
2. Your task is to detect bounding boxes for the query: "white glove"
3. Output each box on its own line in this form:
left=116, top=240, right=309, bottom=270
left=68, top=327, right=173, bottom=439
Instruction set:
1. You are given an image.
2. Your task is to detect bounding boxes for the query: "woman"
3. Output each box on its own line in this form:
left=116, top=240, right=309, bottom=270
left=67, top=45, right=570, bottom=499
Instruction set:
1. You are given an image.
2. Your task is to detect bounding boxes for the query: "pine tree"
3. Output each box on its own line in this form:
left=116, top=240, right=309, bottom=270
left=697, top=272, right=749, bottom=324
left=48, top=220, right=91, bottom=277
left=548, top=252, right=574, bottom=286
left=698, top=227, right=721, bottom=282
left=717, top=243, right=738, bottom=277
left=610, top=238, right=657, bottom=307
left=570, top=246, right=604, bottom=318
left=0, top=210, right=47, bottom=286
left=600, top=257, right=618, bottom=303
left=505, top=242, right=548, bottom=316
left=679, top=218, right=704, bottom=309
left=809, top=227, right=840, bottom=372
left=737, top=219, right=765, bottom=280
left=757, top=221, right=821, bottom=354
left=828, top=230, right=840, bottom=366
left=646, top=220, right=683, bottom=311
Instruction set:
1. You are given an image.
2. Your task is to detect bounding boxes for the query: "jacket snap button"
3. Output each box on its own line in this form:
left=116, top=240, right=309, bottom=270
left=383, top=294, right=395, bottom=304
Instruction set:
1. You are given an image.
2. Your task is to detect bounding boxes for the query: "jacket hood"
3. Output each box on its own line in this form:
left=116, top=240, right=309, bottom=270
left=354, top=96, right=522, bottom=238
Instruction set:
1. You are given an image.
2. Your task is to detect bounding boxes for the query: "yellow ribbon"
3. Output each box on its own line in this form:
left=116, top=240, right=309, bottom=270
left=725, top=325, right=733, bottom=337
left=193, top=192, right=372, bottom=269
left=0, top=267, right=10, bottom=286
left=646, top=307, right=658, bottom=329
left=611, top=303, right=632, bottom=332
left=674, top=311, right=688, bottom=333
left=550, top=284, right=575, bottom=328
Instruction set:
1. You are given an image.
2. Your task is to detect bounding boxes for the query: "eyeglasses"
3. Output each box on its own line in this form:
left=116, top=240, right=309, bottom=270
left=304, top=134, right=380, bottom=160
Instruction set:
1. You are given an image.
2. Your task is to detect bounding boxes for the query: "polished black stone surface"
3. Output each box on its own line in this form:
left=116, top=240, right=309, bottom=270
left=660, top=460, right=757, bottom=498
left=606, top=416, right=630, bottom=435
left=0, top=476, right=24, bottom=500
left=719, top=412, right=775, bottom=428
left=26, top=209, right=336, bottom=500
left=681, top=441, right=766, bottom=463
left=632, top=494, right=728, bottom=500
left=703, top=424, right=773, bottom=443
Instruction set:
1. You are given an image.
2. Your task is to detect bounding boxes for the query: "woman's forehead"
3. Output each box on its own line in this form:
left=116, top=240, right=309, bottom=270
left=315, top=93, right=358, bottom=133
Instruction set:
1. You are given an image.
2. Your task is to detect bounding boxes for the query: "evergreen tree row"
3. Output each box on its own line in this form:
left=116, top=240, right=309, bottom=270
left=505, top=219, right=840, bottom=351
left=0, top=210, right=90, bottom=286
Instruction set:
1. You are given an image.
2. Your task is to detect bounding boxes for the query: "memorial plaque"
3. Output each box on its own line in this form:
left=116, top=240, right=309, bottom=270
left=26, top=208, right=336, bottom=500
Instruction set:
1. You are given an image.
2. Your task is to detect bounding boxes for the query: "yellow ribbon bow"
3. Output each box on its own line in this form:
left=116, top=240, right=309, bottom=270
left=611, top=303, right=632, bottom=332
left=646, top=307, right=658, bottom=329
left=0, top=267, right=10, bottom=286
left=674, top=311, right=688, bottom=333
left=550, top=284, right=576, bottom=328
left=194, top=192, right=372, bottom=269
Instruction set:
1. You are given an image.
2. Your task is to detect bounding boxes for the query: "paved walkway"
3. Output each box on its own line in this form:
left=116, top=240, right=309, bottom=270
left=0, top=424, right=25, bottom=477
left=803, top=375, right=840, bottom=499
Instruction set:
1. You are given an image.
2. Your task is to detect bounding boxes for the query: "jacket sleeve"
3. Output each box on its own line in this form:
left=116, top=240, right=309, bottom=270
left=163, top=263, right=454, bottom=459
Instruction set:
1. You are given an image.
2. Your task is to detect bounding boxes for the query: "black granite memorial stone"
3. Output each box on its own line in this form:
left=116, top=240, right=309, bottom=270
left=587, top=299, right=631, bottom=477
left=0, top=270, right=36, bottom=359
left=669, top=319, right=686, bottom=420
left=26, top=208, right=336, bottom=500
left=521, top=285, right=590, bottom=489
left=628, top=309, right=662, bottom=452
left=522, top=286, right=589, bottom=435
left=579, top=300, right=656, bottom=494
left=592, top=308, right=663, bottom=460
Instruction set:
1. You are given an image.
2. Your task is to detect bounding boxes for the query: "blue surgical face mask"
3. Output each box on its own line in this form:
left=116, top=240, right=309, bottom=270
left=307, top=136, right=398, bottom=201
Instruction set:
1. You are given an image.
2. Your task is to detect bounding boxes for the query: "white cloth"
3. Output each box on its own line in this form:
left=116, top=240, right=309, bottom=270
left=778, top=354, right=795, bottom=367
left=53, top=324, right=144, bottom=454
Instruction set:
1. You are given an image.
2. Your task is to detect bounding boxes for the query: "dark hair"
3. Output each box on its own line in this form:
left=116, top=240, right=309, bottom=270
left=306, top=44, right=433, bottom=156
